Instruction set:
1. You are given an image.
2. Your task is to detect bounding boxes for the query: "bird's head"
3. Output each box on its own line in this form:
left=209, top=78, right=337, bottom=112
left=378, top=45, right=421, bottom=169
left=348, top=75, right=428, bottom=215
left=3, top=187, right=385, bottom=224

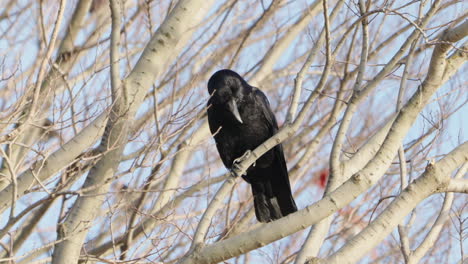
left=207, top=69, right=250, bottom=123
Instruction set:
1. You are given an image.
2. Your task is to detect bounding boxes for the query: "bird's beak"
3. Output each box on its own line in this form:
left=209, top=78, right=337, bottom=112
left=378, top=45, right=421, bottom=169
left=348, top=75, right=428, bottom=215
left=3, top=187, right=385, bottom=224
left=228, top=99, right=243, bottom=124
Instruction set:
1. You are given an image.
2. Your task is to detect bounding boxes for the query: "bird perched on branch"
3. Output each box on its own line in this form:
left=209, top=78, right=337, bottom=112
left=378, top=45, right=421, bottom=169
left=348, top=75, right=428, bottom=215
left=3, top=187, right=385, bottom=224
left=207, top=69, right=297, bottom=222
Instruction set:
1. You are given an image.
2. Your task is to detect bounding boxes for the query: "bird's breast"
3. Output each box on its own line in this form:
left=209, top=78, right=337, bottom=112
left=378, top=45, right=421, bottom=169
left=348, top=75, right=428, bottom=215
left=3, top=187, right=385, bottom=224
left=223, top=108, right=270, bottom=148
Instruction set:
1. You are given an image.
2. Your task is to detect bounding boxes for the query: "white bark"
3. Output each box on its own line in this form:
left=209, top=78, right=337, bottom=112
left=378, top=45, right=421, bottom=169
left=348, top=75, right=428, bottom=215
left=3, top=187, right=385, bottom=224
left=51, top=1, right=126, bottom=262
left=0, top=0, right=68, bottom=191
left=180, top=17, right=467, bottom=264
left=0, top=113, right=107, bottom=214
left=322, top=19, right=468, bottom=263
left=50, top=0, right=216, bottom=263
left=446, top=178, right=468, bottom=194
left=325, top=143, right=468, bottom=264
left=0, top=0, right=94, bottom=190
left=408, top=163, right=467, bottom=264
left=249, top=0, right=322, bottom=86
left=86, top=174, right=227, bottom=257
left=1, top=1, right=466, bottom=263
left=295, top=0, right=343, bottom=261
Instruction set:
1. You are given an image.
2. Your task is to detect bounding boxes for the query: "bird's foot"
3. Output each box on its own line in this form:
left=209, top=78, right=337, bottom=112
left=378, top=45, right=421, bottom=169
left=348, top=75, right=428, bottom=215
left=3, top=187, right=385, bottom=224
left=231, top=162, right=247, bottom=177
left=231, top=150, right=252, bottom=177
left=233, top=150, right=252, bottom=164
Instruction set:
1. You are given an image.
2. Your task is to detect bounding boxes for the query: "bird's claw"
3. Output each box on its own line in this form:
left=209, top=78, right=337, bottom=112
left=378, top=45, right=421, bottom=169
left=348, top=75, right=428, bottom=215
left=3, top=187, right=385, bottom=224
left=230, top=165, right=246, bottom=177
left=231, top=150, right=252, bottom=177
left=233, top=150, right=252, bottom=164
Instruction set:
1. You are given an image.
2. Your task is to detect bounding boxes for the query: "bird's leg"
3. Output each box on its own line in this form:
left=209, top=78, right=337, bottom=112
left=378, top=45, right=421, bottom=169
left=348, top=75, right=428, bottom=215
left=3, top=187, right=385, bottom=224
left=231, top=150, right=252, bottom=177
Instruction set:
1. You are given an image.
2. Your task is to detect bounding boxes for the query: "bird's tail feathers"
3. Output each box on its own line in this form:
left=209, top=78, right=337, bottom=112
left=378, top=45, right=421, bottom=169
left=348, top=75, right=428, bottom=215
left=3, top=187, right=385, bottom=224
left=251, top=180, right=297, bottom=222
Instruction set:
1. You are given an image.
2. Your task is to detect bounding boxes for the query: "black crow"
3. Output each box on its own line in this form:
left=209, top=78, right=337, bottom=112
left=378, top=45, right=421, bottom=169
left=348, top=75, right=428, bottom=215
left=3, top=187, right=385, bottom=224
left=207, top=69, right=297, bottom=222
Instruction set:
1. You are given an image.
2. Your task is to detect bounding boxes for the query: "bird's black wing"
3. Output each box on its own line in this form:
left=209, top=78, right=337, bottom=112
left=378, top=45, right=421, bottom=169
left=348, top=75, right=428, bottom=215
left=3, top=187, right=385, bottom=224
left=252, top=88, right=279, bottom=134
left=251, top=88, right=297, bottom=220
left=252, top=87, right=288, bottom=178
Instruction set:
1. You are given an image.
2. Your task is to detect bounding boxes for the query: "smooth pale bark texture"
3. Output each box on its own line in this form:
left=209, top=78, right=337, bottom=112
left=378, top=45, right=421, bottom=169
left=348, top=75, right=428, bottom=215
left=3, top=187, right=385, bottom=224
left=325, top=143, right=468, bottom=264
left=286, top=0, right=344, bottom=124
left=321, top=19, right=468, bottom=264
left=0, top=0, right=93, bottom=191
left=179, top=18, right=467, bottom=264
left=0, top=113, right=107, bottom=215
left=408, top=163, right=467, bottom=264
left=181, top=133, right=466, bottom=264
left=50, top=0, right=216, bottom=263
left=446, top=178, right=468, bottom=193
left=0, top=0, right=104, bottom=214
left=1, top=1, right=466, bottom=263
left=299, top=0, right=447, bottom=260
left=179, top=178, right=362, bottom=264
left=152, top=122, right=210, bottom=215
left=86, top=174, right=227, bottom=258
left=295, top=1, right=368, bottom=261
left=250, top=0, right=322, bottom=86
left=51, top=1, right=126, bottom=262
